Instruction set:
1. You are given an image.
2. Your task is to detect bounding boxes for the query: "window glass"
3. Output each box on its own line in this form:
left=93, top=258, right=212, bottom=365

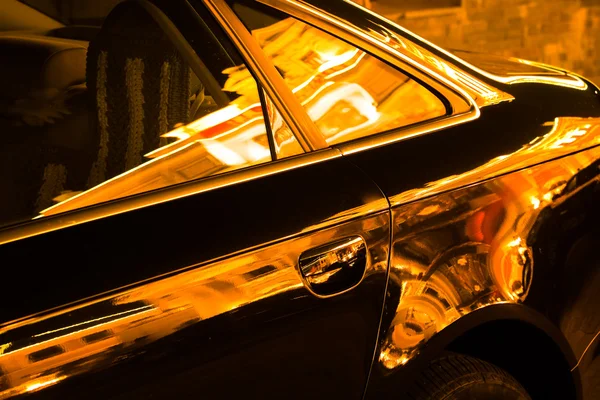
left=230, top=1, right=447, bottom=145
left=0, top=1, right=278, bottom=227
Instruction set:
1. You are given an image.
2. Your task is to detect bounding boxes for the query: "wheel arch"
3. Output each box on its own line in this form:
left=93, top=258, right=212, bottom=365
left=445, top=315, right=578, bottom=399
left=364, top=304, right=580, bottom=400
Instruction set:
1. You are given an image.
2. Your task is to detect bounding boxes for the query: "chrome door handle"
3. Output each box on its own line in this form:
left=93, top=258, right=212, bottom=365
left=298, top=236, right=367, bottom=297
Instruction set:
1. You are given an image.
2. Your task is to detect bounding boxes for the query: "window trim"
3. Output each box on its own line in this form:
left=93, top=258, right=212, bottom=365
left=0, top=149, right=342, bottom=246
left=257, top=85, right=279, bottom=160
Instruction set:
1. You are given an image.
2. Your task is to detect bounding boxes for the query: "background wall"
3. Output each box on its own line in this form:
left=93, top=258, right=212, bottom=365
left=358, top=0, right=600, bottom=85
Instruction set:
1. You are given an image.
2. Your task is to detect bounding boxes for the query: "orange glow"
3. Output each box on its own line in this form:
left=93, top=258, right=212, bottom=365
left=530, top=196, right=541, bottom=209
left=379, top=134, right=600, bottom=369
left=392, top=117, right=600, bottom=205
left=0, top=342, right=11, bottom=355
left=40, top=75, right=271, bottom=217
left=250, top=17, right=447, bottom=145
left=38, top=14, right=449, bottom=217
left=346, top=0, right=586, bottom=94
left=32, top=305, right=154, bottom=339
left=145, top=103, right=263, bottom=159
left=0, top=213, right=388, bottom=398
left=25, top=376, right=66, bottom=393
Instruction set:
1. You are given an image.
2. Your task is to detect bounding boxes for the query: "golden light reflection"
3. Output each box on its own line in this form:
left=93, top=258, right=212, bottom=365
left=40, top=75, right=271, bottom=217
left=344, top=0, right=587, bottom=94
left=358, top=24, right=512, bottom=107
left=530, top=196, right=541, bottom=209
left=145, top=102, right=263, bottom=159
left=378, top=138, right=600, bottom=370
left=392, top=117, right=600, bottom=206
left=32, top=305, right=154, bottom=339
left=551, top=126, right=589, bottom=148
left=0, top=343, right=11, bottom=356
left=38, top=12, right=453, bottom=217
left=0, top=214, right=388, bottom=398
left=507, top=237, right=523, bottom=248
left=25, top=376, right=65, bottom=393
left=249, top=16, right=447, bottom=145
left=263, top=89, right=303, bottom=159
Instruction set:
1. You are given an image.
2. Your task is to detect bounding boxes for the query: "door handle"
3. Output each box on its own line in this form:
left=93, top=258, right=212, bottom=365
left=298, top=236, right=367, bottom=297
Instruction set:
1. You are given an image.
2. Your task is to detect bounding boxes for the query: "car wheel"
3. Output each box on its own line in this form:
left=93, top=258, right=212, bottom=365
left=406, top=353, right=531, bottom=400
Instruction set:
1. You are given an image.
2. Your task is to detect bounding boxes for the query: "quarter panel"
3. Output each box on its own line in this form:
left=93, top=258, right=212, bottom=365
left=377, top=145, right=599, bottom=369
left=347, top=107, right=600, bottom=397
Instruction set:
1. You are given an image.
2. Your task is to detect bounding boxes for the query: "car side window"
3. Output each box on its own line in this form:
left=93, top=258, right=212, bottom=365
left=229, top=0, right=447, bottom=145
left=0, top=1, right=288, bottom=227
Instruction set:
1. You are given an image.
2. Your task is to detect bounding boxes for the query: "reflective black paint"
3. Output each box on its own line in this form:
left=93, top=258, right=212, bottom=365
left=2, top=1, right=600, bottom=399
left=0, top=154, right=390, bottom=399
left=0, top=155, right=386, bottom=320
left=344, top=73, right=600, bottom=400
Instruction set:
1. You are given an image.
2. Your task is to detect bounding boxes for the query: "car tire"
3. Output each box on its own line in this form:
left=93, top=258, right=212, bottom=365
left=406, top=353, right=531, bottom=400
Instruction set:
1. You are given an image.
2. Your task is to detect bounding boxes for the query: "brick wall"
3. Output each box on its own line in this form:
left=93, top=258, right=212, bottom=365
left=367, top=0, right=600, bottom=85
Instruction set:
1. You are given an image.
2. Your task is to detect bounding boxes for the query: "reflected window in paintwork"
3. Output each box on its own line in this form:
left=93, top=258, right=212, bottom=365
left=230, top=0, right=447, bottom=145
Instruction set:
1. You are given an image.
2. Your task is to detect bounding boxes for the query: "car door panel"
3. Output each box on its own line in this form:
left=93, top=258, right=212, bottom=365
left=0, top=153, right=390, bottom=399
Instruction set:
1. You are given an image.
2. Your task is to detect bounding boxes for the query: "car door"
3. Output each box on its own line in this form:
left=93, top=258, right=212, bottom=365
left=0, top=155, right=390, bottom=400
left=0, top=1, right=390, bottom=399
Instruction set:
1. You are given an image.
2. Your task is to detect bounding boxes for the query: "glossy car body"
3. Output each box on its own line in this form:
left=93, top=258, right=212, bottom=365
left=0, top=0, right=599, bottom=399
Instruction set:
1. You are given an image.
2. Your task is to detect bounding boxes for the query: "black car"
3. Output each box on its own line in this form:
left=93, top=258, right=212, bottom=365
left=0, top=0, right=599, bottom=399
